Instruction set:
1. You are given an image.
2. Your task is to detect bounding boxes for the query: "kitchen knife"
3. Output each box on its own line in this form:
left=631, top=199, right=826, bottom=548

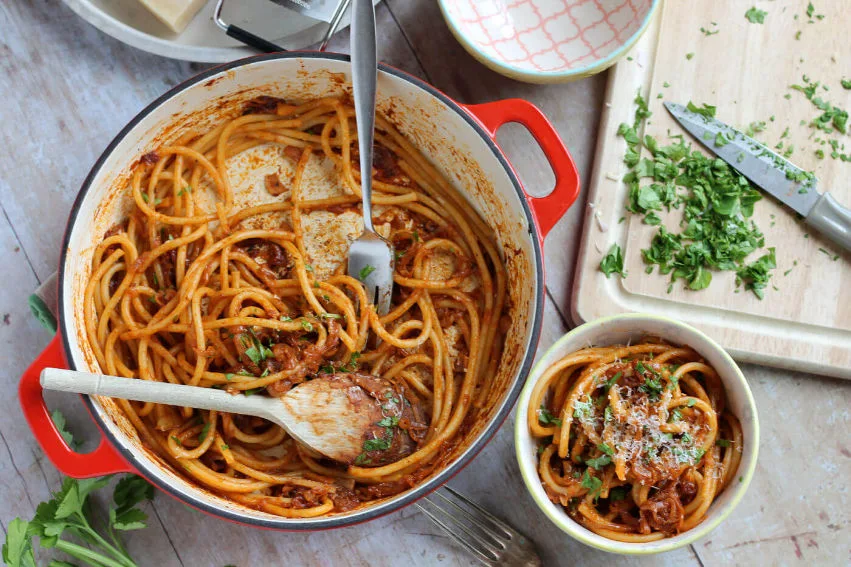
left=664, top=101, right=851, bottom=253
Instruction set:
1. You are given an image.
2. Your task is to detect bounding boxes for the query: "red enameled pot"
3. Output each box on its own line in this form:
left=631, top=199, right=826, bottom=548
left=20, top=52, right=579, bottom=529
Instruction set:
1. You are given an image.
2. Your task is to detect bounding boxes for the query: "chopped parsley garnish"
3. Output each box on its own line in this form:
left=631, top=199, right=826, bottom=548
left=602, top=371, right=622, bottom=392
left=599, top=244, right=626, bottom=278
left=354, top=453, right=372, bottom=465
left=685, top=52, right=695, bottom=60
left=585, top=454, right=612, bottom=469
left=363, top=435, right=392, bottom=452
left=198, top=422, right=211, bottom=442
left=598, top=442, right=614, bottom=456
left=638, top=376, right=664, bottom=399
left=686, top=398, right=697, bottom=407
left=300, top=319, right=314, bottom=332
left=377, top=416, right=400, bottom=428
left=669, top=408, right=683, bottom=422
left=716, top=439, right=733, bottom=447
left=608, top=486, right=629, bottom=501
left=573, top=398, right=593, bottom=420
left=744, top=6, right=767, bottom=24
left=842, top=79, right=851, bottom=90
left=359, top=264, right=376, bottom=280
left=243, top=388, right=264, bottom=396
left=580, top=470, right=603, bottom=500
left=538, top=405, right=562, bottom=426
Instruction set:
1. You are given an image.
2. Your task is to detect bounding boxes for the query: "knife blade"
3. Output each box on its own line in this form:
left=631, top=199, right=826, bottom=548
left=663, top=101, right=820, bottom=216
left=664, top=102, right=851, bottom=253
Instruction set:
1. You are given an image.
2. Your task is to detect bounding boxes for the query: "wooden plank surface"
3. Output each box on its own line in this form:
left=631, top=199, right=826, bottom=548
left=572, top=0, right=851, bottom=377
left=0, top=0, right=848, bottom=565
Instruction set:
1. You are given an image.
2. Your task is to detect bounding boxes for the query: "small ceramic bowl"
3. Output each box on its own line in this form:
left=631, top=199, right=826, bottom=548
left=514, top=313, right=759, bottom=554
left=438, top=0, right=659, bottom=83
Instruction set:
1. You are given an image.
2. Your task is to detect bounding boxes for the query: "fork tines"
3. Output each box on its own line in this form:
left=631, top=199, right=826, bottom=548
left=416, top=486, right=541, bottom=567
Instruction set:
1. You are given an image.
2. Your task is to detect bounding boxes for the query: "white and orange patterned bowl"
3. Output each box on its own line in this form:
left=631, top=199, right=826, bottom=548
left=439, top=0, right=659, bottom=83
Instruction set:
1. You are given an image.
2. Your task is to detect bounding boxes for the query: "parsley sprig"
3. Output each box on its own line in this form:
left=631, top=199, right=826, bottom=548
left=2, top=414, right=153, bottom=567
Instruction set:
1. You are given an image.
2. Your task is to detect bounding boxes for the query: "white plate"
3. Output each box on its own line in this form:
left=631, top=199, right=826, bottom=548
left=61, top=0, right=352, bottom=62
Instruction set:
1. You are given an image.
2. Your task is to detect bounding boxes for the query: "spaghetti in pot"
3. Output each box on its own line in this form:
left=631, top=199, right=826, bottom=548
left=84, top=96, right=509, bottom=517
left=528, top=341, right=742, bottom=541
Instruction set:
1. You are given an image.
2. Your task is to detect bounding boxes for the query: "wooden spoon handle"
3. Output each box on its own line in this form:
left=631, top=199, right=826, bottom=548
left=40, top=368, right=275, bottom=421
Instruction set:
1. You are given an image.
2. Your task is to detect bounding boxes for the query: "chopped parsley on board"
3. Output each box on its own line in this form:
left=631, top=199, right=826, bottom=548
left=599, top=244, right=626, bottom=278
left=744, top=6, right=767, bottom=23
left=789, top=75, right=850, bottom=161
left=609, top=92, right=776, bottom=298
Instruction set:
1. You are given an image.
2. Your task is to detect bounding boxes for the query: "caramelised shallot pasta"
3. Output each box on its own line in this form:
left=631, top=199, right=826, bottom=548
left=85, top=95, right=509, bottom=517
left=528, top=340, right=742, bottom=541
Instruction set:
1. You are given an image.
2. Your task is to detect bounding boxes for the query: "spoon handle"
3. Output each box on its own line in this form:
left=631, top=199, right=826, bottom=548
left=41, top=368, right=276, bottom=421
left=351, top=0, right=377, bottom=233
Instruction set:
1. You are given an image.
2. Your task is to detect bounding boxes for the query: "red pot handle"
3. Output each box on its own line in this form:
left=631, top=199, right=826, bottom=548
left=463, top=99, right=581, bottom=238
left=19, top=334, right=133, bottom=478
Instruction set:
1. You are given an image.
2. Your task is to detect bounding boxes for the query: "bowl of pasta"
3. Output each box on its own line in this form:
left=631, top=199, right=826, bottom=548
left=19, top=52, right=580, bottom=529
left=515, top=313, right=759, bottom=553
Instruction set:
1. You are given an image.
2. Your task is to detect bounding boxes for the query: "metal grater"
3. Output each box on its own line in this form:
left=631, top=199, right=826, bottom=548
left=267, top=0, right=345, bottom=23
left=214, top=0, right=352, bottom=52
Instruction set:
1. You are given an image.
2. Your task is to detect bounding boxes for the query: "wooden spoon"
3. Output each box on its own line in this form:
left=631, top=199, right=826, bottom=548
left=40, top=367, right=402, bottom=466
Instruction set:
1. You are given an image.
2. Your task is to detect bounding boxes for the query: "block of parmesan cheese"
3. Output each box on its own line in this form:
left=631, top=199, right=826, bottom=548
left=138, top=0, right=207, bottom=33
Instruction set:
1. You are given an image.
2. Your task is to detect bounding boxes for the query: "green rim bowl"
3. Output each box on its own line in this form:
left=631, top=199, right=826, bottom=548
left=437, top=0, right=660, bottom=84
left=514, top=313, right=759, bottom=554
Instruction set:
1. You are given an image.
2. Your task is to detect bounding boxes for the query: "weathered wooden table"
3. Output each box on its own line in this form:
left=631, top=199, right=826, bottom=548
left=1, top=2, right=848, bottom=565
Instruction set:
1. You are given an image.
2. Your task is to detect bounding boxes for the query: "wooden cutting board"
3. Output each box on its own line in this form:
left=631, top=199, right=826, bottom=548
left=572, top=0, right=850, bottom=379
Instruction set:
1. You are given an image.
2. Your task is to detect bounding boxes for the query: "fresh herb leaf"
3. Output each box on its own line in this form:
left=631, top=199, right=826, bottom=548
left=608, top=486, right=629, bottom=501
left=744, top=6, right=767, bottom=23
left=585, top=454, right=612, bottom=469
left=736, top=247, right=776, bottom=299
left=51, top=411, right=82, bottom=451
left=598, top=443, right=614, bottom=456
left=243, top=388, right=264, bottom=396
left=198, top=422, right=211, bottom=442
left=363, top=435, right=392, bottom=452
left=686, top=101, right=717, bottom=118
left=359, top=265, right=376, bottom=280
left=354, top=453, right=371, bottom=465
left=377, top=416, right=400, bottom=428
left=301, top=319, right=314, bottom=332
left=580, top=470, right=603, bottom=500
left=599, top=244, right=626, bottom=279
left=537, top=405, right=562, bottom=426
left=602, top=371, right=622, bottom=392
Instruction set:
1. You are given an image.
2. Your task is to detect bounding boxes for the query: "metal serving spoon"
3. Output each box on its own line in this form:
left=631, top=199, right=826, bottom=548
left=41, top=368, right=392, bottom=465
left=346, top=0, right=394, bottom=315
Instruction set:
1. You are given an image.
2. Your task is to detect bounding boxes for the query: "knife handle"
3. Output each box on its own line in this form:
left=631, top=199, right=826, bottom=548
left=806, top=192, right=851, bottom=254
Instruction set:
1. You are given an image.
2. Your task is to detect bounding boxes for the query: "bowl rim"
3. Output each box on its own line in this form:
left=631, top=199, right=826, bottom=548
left=57, top=51, right=548, bottom=530
left=436, top=0, right=660, bottom=83
left=513, top=312, right=760, bottom=554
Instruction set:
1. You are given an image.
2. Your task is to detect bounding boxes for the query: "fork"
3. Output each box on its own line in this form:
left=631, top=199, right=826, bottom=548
left=346, top=0, right=394, bottom=315
left=417, top=486, right=542, bottom=566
